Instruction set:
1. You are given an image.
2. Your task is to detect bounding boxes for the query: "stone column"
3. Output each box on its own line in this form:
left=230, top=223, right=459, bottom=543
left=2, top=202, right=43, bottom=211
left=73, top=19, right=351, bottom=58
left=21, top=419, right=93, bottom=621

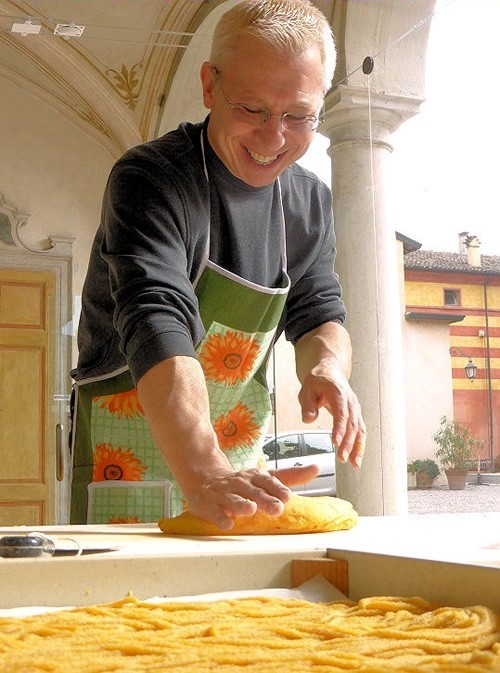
left=321, top=85, right=422, bottom=515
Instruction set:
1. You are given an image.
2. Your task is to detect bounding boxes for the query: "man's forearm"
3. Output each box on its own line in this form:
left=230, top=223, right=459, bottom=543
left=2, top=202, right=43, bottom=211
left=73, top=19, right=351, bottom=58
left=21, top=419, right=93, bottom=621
left=136, top=355, right=232, bottom=497
left=294, top=321, right=352, bottom=383
left=294, top=321, right=365, bottom=464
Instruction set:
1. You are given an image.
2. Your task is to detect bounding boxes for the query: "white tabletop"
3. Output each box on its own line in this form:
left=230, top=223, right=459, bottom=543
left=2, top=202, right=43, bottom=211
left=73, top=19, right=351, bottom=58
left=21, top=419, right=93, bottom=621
left=1, top=512, right=498, bottom=567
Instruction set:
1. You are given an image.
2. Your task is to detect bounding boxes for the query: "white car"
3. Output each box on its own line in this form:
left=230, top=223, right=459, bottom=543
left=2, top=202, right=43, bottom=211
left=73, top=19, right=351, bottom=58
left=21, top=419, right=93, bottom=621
left=263, top=431, right=336, bottom=497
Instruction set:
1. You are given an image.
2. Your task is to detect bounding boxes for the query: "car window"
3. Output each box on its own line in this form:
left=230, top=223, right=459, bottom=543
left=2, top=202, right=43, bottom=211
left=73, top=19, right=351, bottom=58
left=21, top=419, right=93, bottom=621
left=271, top=434, right=300, bottom=460
left=303, top=433, right=334, bottom=457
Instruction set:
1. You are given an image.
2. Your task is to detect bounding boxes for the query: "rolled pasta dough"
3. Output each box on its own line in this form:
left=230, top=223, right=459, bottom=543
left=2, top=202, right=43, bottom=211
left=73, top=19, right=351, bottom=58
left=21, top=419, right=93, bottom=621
left=158, top=494, right=358, bottom=536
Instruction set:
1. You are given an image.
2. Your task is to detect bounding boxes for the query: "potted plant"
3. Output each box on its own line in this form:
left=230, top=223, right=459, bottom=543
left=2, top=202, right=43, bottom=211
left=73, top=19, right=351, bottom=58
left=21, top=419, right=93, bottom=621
left=433, top=416, right=484, bottom=490
left=407, top=459, right=440, bottom=489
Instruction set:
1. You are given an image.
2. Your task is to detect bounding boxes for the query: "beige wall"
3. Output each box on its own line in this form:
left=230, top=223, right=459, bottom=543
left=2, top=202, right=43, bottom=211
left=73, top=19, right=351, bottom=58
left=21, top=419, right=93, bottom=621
left=0, top=76, right=115, bottom=365
left=397, top=239, right=454, bottom=481
left=403, top=318, right=454, bottom=484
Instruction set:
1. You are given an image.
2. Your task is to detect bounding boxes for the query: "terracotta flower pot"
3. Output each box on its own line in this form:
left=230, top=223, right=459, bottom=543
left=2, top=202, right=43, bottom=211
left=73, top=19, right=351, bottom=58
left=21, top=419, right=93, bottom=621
left=444, top=468, right=469, bottom=490
left=415, top=471, right=436, bottom=489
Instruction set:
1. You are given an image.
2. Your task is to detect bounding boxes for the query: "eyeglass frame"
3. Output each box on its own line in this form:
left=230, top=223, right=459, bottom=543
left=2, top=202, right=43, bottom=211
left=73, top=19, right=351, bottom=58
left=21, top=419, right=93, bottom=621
left=211, top=66, right=324, bottom=133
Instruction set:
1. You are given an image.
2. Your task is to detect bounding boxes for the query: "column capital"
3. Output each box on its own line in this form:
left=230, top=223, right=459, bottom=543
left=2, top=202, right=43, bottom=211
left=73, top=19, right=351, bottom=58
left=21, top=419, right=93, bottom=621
left=320, top=84, right=424, bottom=150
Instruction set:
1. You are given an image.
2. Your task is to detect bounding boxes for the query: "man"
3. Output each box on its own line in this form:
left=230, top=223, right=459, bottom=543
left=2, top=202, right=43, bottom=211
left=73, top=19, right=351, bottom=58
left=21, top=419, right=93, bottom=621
left=71, top=0, right=366, bottom=528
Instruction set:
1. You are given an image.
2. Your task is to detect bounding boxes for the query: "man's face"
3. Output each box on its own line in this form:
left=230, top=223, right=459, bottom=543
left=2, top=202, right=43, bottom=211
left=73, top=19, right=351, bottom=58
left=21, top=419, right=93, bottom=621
left=201, top=35, right=324, bottom=188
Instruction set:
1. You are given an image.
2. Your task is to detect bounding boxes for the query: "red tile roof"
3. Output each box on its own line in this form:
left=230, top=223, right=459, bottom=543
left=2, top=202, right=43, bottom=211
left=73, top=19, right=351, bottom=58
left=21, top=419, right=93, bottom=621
left=404, top=250, right=500, bottom=275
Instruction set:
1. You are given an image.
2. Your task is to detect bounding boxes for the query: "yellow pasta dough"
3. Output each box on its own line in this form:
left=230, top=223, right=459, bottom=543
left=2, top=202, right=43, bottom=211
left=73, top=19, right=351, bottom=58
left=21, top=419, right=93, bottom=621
left=158, top=493, right=358, bottom=536
left=0, top=594, right=499, bottom=672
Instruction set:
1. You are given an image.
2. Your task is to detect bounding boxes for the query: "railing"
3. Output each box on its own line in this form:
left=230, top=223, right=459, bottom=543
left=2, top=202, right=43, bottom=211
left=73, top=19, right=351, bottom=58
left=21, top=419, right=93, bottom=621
left=464, top=459, right=495, bottom=472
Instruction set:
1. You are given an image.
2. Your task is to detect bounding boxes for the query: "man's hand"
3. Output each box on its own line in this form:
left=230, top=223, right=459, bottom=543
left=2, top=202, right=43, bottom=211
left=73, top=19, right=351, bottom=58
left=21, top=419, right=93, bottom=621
left=298, top=362, right=366, bottom=467
left=295, top=323, right=366, bottom=469
left=186, top=464, right=320, bottom=530
left=188, top=467, right=312, bottom=530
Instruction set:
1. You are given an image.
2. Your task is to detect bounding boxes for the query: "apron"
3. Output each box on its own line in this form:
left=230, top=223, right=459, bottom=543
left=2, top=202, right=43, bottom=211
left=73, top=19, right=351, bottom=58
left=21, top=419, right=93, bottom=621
left=70, top=135, right=290, bottom=524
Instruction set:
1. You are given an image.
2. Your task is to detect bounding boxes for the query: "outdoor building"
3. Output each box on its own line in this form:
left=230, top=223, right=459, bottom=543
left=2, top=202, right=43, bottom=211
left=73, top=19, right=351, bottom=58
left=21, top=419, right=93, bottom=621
left=403, top=232, right=500, bottom=472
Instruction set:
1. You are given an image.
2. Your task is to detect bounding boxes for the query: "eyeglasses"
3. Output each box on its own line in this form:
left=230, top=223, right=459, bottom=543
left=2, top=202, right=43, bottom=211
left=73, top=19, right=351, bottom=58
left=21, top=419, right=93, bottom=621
left=212, top=67, right=323, bottom=133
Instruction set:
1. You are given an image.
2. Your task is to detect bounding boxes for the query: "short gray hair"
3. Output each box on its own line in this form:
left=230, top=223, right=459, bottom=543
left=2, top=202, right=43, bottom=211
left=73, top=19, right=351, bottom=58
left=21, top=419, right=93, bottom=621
left=210, top=0, right=336, bottom=94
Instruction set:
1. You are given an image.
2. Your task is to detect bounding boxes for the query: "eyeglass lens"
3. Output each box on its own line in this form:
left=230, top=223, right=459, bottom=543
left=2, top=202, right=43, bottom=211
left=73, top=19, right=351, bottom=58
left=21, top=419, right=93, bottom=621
left=213, top=67, right=321, bottom=132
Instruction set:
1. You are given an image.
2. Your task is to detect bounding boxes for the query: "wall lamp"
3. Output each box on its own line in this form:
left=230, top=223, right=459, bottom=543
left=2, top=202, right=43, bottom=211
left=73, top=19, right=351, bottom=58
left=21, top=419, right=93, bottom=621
left=464, top=358, right=478, bottom=380
left=449, top=347, right=478, bottom=381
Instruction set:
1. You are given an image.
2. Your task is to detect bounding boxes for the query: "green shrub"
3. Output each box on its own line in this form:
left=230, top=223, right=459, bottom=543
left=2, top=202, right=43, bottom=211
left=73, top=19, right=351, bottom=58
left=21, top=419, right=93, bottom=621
left=433, top=416, right=484, bottom=469
left=407, top=459, right=440, bottom=478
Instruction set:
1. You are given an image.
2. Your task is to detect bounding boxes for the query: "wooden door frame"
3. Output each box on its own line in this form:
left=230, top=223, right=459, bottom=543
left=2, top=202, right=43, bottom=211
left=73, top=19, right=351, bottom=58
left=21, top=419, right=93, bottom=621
left=0, top=194, right=73, bottom=523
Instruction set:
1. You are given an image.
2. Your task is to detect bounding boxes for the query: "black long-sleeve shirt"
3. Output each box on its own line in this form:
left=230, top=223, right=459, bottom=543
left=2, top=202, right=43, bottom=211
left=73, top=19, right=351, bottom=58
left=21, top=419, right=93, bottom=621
left=73, top=120, right=346, bottom=384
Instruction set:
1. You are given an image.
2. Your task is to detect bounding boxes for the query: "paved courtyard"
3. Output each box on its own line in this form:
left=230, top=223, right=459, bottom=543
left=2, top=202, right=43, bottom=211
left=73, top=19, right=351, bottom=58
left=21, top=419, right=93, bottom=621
left=408, top=482, right=500, bottom=515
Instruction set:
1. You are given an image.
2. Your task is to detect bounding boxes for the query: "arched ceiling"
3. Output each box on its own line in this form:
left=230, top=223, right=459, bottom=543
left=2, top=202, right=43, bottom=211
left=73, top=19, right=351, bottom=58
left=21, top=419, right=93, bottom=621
left=0, top=0, right=229, bottom=154
left=0, top=0, right=434, bottom=157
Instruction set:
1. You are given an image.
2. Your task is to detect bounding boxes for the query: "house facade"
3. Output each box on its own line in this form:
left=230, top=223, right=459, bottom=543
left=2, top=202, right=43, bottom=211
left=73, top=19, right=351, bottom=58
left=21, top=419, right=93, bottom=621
left=403, top=233, right=500, bottom=471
